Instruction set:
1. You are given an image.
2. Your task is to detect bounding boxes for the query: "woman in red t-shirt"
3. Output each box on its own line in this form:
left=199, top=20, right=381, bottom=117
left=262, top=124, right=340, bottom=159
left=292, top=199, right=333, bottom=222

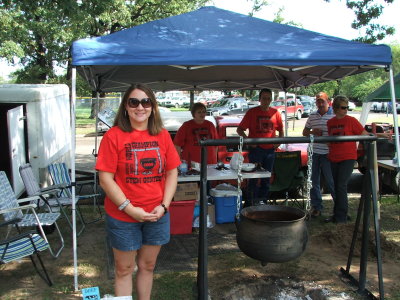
left=96, top=84, right=180, bottom=298
left=327, top=95, right=390, bottom=224
left=174, top=102, right=219, bottom=165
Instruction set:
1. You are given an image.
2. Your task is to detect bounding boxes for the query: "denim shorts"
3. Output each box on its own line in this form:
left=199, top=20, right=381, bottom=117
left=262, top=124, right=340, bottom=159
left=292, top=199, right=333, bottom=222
left=106, top=213, right=170, bottom=251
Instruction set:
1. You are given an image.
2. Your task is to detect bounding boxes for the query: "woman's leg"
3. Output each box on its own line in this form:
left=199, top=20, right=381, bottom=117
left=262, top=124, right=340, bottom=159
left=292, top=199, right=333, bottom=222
left=334, top=160, right=355, bottom=223
left=136, top=245, right=162, bottom=300
left=113, top=248, right=137, bottom=296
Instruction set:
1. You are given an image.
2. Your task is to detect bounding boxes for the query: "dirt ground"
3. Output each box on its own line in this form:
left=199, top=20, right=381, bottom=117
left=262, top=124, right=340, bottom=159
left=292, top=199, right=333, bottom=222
left=206, top=195, right=400, bottom=300
left=1, top=194, right=399, bottom=300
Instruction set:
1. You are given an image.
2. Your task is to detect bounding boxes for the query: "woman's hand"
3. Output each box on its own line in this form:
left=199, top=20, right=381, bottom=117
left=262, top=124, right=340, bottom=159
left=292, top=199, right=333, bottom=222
left=129, top=206, right=158, bottom=222
left=150, top=205, right=167, bottom=220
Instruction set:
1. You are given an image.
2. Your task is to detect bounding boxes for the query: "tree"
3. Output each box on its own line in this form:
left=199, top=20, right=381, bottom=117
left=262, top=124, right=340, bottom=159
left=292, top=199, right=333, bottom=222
left=324, top=0, right=395, bottom=43
left=0, top=0, right=208, bottom=85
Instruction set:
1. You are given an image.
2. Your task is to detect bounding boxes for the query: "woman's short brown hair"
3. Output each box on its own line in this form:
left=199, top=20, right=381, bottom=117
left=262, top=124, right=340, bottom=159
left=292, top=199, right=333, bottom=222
left=332, top=95, right=349, bottom=109
left=190, top=102, right=207, bottom=117
left=113, top=83, right=163, bottom=135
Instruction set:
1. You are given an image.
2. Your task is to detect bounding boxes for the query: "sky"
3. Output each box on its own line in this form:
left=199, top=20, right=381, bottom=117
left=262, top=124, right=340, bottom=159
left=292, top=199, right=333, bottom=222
left=209, top=0, right=400, bottom=43
left=1, top=0, right=399, bottom=80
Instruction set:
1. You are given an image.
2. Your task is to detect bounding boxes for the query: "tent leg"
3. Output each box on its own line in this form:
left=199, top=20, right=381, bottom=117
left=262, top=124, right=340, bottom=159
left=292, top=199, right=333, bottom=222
left=71, top=67, right=79, bottom=292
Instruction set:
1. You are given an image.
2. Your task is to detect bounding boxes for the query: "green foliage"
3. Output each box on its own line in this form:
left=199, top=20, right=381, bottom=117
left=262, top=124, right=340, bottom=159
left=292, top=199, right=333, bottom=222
left=324, top=0, right=395, bottom=43
left=272, top=6, right=302, bottom=27
left=247, top=0, right=269, bottom=17
left=347, top=0, right=395, bottom=43
left=0, top=0, right=208, bottom=84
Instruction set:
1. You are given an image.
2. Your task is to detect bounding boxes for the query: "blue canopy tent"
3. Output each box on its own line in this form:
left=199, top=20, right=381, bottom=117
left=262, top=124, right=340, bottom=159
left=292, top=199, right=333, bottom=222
left=70, top=6, right=396, bottom=293
left=72, top=6, right=392, bottom=93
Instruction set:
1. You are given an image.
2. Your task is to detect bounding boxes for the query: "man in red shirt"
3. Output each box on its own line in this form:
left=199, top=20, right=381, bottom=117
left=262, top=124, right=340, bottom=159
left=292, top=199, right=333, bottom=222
left=237, top=88, right=284, bottom=206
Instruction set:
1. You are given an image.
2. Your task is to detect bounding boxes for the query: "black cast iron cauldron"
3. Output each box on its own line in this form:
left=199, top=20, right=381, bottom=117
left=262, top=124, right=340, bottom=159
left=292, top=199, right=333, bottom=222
left=236, top=205, right=308, bottom=264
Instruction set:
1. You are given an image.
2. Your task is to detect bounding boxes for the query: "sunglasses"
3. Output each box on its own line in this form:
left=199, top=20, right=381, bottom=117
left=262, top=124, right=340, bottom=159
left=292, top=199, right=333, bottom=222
left=127, top=97, right=152, bottom=108
left=340, top=106, right=349, bottom=110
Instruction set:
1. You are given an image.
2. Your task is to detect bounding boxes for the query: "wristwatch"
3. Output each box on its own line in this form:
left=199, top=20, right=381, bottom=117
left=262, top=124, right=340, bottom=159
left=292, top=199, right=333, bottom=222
left=161, top=204, right=168, bottom=215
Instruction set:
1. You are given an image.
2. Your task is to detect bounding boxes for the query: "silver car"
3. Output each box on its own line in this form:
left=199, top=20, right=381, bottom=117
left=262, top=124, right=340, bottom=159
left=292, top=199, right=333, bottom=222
left=206, top=97, right=249, bottom=116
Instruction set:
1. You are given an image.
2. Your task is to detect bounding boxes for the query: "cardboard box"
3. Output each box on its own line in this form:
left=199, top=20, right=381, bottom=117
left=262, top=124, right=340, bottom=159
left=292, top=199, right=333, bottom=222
left=173, top=182, right=199, bottom=201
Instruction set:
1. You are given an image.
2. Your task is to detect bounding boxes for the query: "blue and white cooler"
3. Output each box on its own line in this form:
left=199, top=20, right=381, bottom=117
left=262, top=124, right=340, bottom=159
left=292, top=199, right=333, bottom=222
left=210, top=188, right=242, bottom=224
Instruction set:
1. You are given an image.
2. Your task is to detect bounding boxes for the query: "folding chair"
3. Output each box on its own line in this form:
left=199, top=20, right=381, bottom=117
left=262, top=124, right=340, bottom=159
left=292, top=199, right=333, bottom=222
left=19, top=163, right=86, bottom=236
left=0, top=229, right=53, bottom=286
left=269, top=151, right=305, bottom=208
left=48, top=163, right=102, bottom=227
left=0, top=171, right=64, bottom=258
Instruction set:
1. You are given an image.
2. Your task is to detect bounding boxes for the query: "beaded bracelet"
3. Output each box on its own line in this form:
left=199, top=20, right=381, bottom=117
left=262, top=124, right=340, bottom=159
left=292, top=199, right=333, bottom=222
left=118, top=199, right=130, bottom=211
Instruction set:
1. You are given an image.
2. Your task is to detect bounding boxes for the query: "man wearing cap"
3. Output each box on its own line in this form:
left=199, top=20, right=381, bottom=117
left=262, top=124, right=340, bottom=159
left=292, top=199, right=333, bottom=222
left=302, top=92, right=335, bottom=217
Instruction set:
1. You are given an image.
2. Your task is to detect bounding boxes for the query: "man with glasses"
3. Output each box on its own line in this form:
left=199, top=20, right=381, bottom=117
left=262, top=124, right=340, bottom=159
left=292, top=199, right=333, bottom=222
left=302, top=92, right=335, bottom=218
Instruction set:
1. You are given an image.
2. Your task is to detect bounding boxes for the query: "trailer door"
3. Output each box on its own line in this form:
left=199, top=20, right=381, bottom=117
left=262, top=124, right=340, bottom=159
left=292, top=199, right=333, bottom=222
left=7, top=105, right=26, bottom=197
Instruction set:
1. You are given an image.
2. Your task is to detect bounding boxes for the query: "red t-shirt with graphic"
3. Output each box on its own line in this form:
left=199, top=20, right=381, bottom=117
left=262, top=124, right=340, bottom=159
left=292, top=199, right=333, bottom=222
left=238, top=106, right=283, bottom=149
left=96, top=127, right=181, bottom=222
left=173, top=119, right=219, bottom=164
left=327, top=115, right=364, bottom=162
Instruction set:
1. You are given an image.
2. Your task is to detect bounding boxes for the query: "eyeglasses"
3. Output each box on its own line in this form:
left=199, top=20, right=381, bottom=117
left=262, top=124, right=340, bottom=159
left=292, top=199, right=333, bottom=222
left=340, top=106, right=349, bottom=110
left=127, top=97, right=152, bottom=108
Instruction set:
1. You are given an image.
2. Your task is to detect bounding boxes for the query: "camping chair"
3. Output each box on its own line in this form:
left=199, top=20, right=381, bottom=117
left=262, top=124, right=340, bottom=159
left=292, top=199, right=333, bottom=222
left=19, top=163, right=86, bottom=236
left=0, top=228, right=53, bottom=286
left=0, top=171, right=64, bottom=258
left=268, top=151, right=305, bottom=208
left=47, top=163, right=102, bottom=227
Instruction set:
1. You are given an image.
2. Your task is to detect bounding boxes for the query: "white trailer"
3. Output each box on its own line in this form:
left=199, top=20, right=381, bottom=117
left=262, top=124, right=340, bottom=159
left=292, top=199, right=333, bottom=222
left=0, top=84, right=71, bottom=196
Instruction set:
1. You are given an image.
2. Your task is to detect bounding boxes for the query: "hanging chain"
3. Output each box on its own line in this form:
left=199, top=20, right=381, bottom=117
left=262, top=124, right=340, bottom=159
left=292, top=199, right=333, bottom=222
left=236, top=136, right=244, bottom=219
left=305, top=134, right=314, bottom=212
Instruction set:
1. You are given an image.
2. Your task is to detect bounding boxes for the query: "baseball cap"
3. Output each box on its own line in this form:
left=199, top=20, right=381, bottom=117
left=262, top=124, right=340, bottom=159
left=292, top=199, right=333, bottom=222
left=316, top=92, right=329, bottom=102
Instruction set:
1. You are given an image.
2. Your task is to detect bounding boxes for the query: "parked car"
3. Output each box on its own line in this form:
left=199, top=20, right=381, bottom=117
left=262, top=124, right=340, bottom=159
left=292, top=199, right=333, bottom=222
left=214, top=115, right=308, bottom=167
left=296, top=95, right=315, bottom=117
left=371, top=101, right=388, bottom=112
left=371, top=101, right=400, bottom=113
left=159, top=96, right=188, bottom=108
left=205, top=97, right=219, bottom=107
left=348, top=101, right=356, bottom=111
left=247, top=100, right=260, bottom=108
left=270, top=98, right=304, bottom=120
left=206, top=97, right=249, bottom=116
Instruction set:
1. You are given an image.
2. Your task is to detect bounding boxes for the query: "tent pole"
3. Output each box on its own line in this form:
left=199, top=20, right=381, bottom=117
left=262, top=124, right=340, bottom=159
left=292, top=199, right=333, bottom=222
left=94, top=92, right=99, bottom=194
left=71, top=67, right=79, bottom=291
left=388, top=66, right=400, bottom=168
left=284, top=90, right=288, bottom=138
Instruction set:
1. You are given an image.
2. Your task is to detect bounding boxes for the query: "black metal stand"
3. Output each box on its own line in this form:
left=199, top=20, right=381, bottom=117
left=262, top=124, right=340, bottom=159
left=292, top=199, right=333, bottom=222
left=197, top=135, right=380, bottom=300
left=340, top=141, right=384, bottom=300
left=197, top=146, right=208, bottom=300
